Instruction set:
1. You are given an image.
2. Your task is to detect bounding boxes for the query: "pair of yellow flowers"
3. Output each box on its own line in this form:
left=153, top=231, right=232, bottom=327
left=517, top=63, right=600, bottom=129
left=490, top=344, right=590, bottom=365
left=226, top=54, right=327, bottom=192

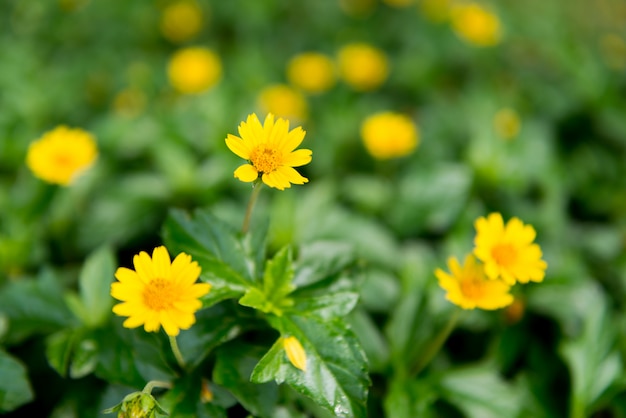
left=436, top=212, right=548, bottom=310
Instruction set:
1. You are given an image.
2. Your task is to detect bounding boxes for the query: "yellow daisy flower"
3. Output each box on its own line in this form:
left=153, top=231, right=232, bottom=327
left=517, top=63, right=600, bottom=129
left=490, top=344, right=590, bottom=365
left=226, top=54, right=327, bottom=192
left=493, top=108, right=521, bottom=140
left=26, top=125, right=97, bottom=186
left=451, top=3, right=502, bottom=47
left=337, top=43, right=389, bottom=91
left=257, top=84, right=308, bottom=123
left=225, top=113, right=312, bottom=190
left=160, top=0, right=204, bottom=43
left=111, top=246, right=211, bottom=337
left=283, top=336, right=307, bottom=371
left=473, top=213, right=547, bottom=285
left=435, top=255, right=514, bottom=310
left=286, top=52, right=336, bottom=94
left=167, top=47, right=222, bottom=94
left=360, top=111, right=419, bottom=159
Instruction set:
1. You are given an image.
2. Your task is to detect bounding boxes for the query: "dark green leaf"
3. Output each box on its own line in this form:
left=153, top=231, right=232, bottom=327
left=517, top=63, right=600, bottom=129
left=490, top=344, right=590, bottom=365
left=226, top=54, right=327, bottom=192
left=0, top=268, right=78, bottom=344
left=69, top=336, right=98, bottom=378
left=45, top=329, right=77, bottom=377
left=289, top=291, right=359, bottom=320
left=213, top=343, right=278, bottom=418
left=251, top=315, right=370, bottom=418
left=78, top=245, right=116, bottom=328
left=0, top=349, right=34, bottom=412
left=293, top=241, right=355, bottom=288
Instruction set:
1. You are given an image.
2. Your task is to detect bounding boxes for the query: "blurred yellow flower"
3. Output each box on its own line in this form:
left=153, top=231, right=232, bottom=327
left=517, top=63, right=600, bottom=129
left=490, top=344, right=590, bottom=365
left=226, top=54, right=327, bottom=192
left=167, top=47, right=222, bottom=94
left=226, top=113, right=312, bottom=190
left=493, top=108, right=521, bottom=140
left=257, top=84, right=308, bottom=122
left=451, top=3, right=502, bottom=47
left=111, top=246, right=211, bottom=337
left=339, top=0, right=376, bottom=17
left=337, top=43, right=389, bottom=91
left=474, top=213, right=547, bottom=285
left=600, top=34, right=626, bottom=70
left=283, top=336, right=307, bottom=371
left=382, top=0, right=414, bottom=7
left=420, top=0, right=452, bottom=22
left=160, top=0, right=204, bottom=43
left=26, top=125, right=97, bottom=186
left=360, top=112, right=419, bottom=159
left=436, top=255, right=513, bottom=310
left=286, top=52, right=336, bottom=94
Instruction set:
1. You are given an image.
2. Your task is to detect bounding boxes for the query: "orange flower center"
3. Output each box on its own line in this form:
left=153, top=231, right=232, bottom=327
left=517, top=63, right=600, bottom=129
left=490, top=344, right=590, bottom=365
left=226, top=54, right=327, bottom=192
left=250, top=146, right=281, bottom=173
left=491, top=244, right=517, bottom=267
left=460, top=279, right=485, bottom=299
left=143, top=278, right=176, bottom=311
left=54, top=153, right=73, bottom=167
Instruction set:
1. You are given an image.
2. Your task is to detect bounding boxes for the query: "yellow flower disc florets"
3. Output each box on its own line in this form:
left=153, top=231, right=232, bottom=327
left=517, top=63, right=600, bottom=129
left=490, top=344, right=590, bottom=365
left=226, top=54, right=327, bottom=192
left=225, top=113, right=312, bottom=190
left=26, top=125, right=98, bottom=186
left=111, top=246, right=211, bottom=336
left=473, top=212, right=548, bottom=285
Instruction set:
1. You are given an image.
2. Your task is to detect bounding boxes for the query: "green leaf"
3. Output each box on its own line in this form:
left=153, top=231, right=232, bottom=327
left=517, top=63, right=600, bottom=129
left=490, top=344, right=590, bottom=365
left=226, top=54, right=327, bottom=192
left=383, top=377, right=437, bottom=418
left=69, top=336, right=98, bottom=378
left=0, top=268, right=77, bottom=344
left=239, top=246, right=295, bottom=315
left=0, top=349, right=34, bottom=412
left=46, top=329, right=76, bottom=377
left=435, top=363, right=523, bottom=418
left=251, top=315, right=370, bottom=418
left=292, top=241, right=355, bottom=288
left=289, top=291, right=359, bottom=320
left=559, top=281, right=622, bottom=417
left=213, top=343, right=278, bottom=417
left=78, top=245, right=116, bottom=328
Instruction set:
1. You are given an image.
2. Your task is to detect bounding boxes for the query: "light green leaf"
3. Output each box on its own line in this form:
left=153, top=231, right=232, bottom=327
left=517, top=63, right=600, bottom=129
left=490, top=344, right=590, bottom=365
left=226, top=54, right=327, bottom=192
left=0, top=349, right=34, bottom=412
left=251, top=315, right=370, bottom=418
left=69, top=337, right=98, bottom=378
left=78, top=245, right=116, bottom=328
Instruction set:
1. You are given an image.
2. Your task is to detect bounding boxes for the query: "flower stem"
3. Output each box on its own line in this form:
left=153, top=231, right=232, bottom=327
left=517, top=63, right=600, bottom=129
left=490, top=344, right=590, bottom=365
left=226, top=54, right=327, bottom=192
left=242, top=181, right=263, bottom=234
left=142, top=380, right=172, bottom=394
left=410, top=308, right=461, bottom=377
left=169, top=335, right=186, bottom=370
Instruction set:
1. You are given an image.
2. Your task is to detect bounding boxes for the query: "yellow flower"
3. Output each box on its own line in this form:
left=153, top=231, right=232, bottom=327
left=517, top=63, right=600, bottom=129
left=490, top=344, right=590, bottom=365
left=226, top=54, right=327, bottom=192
left=451, top=3, right=502, bottom=47
left=111, top=246, right=211, bottom=337
left=600, top=34, right=626, bottom=71
left=160, top=0, right=204, bottom=43
left=257, top=84, right=308, bottom=122
left=493, top=108, right=521, bottom=140
left=167, top=47, right=222, bottom=94
left=26, top=125, right=97, bottom=186
left=286, top=52, right=336, bottom=94
left=283, top=336, right=307, bottom=371
left=337, top=43, right=389, bottom=91
left=339, top=0, right=376, bottom=17
left=435, top=255, right=514, bottom=310
left=420, top=0, right=452, bottom=22
left=225, top=113, right=312, bottom=190
left=360, top=112, right=419, bottom=159
left=474, top=213, right=547, bottom=285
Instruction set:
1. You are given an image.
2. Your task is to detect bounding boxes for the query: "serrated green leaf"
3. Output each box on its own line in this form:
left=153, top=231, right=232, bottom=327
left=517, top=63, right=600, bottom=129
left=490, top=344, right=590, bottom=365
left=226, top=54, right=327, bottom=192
left=0, top=268, right=77, bottom=344
left=251, top=315, right=370, bottom=418
left=213, top=344, right=278, bottom=417
left=239, top=246, right=295, bottom=316
left=78, top=245, right=116, bottom=328
left=0, top=349, right=34, bottom=412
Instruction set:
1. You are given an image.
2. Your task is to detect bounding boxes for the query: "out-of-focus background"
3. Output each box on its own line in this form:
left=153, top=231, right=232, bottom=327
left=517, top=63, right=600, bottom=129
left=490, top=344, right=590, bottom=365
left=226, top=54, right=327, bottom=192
left=1, top=0, right=626, bottom=416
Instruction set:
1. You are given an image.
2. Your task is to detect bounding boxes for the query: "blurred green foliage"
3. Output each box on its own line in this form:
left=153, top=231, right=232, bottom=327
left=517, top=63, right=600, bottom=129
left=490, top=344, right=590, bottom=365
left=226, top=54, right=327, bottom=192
left=1, top=0, right=626, bottom=417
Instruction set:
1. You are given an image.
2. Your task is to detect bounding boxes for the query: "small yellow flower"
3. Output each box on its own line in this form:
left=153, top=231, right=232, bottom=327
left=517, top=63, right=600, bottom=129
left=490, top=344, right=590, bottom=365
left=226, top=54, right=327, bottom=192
left=436, top=255, right=514, bottom=310
left=339, top=0, right=376, bottom=17
left=160, top=0, right=204, bottom=43
left=493, top=108, right=521, bottom=140
left=283, top=336, right=307, bottom=371
left=257, top=84, right=308, bottom=122
left=111, top=246, right=211, bottom=337
left=286, top=52, right=336, bottom=94
left=167, top=47, right=222, bottom=94
left=225, top=113, right=312, bottom=190
left=600, top=34, right=626, bottom=70
left=474, top=213, right=547, bottom=285
left=26, top=125, right=97, bottom=186
left=337, top=43, right=389, bottom=91
left=451, top=3, right=502, bottom=47
left=360, top=112, right=419, bottom=159
left=420, top=0, right=452, bottom=22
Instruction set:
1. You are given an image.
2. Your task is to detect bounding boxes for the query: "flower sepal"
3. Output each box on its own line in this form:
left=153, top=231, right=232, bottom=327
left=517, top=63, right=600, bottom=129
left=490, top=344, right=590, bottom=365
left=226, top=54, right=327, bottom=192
left=103, top=390, right=169, bottom=418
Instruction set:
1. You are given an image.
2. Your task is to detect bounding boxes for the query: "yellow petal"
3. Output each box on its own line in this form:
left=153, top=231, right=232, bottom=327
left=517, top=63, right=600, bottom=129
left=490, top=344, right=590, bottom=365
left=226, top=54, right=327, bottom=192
left=283, top=148, right=312, bottom=167
left=277, top=166, right=308, bottom=185
left=152, top=246, right=171, bottom=279
left=134, top=251, right=156, bottom=282
left=234, top=164, right=259, bottom=182
left=225, top=134, right=251, bottom=160
left=283, top=336, right=307, bottom=371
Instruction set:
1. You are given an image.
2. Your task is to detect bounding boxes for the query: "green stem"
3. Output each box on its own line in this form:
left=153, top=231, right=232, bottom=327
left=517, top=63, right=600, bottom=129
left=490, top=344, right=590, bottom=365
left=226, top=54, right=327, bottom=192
left=169, top=335, right=186, bottom=370
left=242, top=181, right=263, bottom=234
left=411, top=308, right=461, bottom=377
left=142, top=380, right=172, bottom=394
